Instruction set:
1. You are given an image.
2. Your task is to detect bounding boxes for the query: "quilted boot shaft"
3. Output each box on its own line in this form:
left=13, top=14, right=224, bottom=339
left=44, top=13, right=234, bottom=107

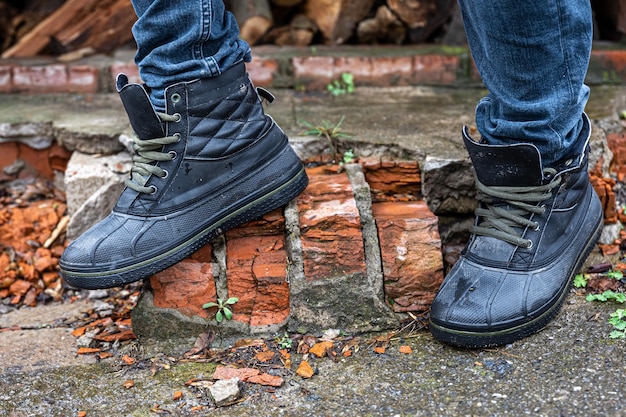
left=430, top=114, right=603, bottom=347
left=60, top=63, right=308, bottom=289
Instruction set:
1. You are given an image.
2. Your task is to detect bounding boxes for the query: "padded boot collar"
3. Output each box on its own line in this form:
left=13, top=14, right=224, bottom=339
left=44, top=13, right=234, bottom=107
left=463, top=128, right=544, bottom=187
left=116, top=74, right=164, bottom=140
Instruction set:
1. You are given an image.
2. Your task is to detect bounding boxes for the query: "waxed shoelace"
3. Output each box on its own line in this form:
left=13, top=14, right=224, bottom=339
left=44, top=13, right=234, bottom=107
left=470, top=168, right=561, bottom=248
left=125, top=112, right=181, bottom=194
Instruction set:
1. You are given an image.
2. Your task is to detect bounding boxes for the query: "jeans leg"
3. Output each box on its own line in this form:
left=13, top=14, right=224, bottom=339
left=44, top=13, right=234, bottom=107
left=458, top=0, right=593, bottom=167
left=130, top=0, right=251, bottom=110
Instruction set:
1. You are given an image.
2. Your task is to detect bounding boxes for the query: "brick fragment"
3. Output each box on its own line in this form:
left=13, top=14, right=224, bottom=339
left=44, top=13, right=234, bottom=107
left=225, top=233, right=289, bottom=327
left=372, top=201, right=444, bottom=312
left=297, top=166, right=366, bottom=281
left=150, top=257, right=216, bottom=318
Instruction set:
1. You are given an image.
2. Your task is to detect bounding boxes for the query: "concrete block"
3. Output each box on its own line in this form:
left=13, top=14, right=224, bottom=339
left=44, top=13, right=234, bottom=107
left=64, top=151, right=131, bottom=240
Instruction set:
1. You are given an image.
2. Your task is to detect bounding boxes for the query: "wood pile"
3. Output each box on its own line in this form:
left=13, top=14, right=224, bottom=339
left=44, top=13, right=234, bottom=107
left=0, top=0, right=625, bottom=58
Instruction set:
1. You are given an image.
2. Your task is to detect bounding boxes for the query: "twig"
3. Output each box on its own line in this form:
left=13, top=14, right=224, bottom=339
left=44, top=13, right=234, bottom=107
left=44, top=215, right=70, bottom=248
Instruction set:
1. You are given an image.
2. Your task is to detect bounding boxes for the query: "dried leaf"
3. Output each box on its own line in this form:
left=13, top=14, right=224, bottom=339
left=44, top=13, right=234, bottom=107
left=123, top=380, right=134, bottom=389
left=172, top=391, right=184, bottom=401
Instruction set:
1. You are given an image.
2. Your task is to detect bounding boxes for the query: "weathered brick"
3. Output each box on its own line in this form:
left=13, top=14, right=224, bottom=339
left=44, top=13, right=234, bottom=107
left=607, top=132, right=626, bottom=181
left=369, top=56, right=413, bottom=86
left=334, top=56, right=373, bottom=81
left=297, top=165, right=366, bottom=281
left=412, top=55, right=459, bottom=84
left=68, top=65, right=99, bottom=94
left=12, top=65, right=68, bottom=93
left=0, top=142, right=19, bottom=180
left=150, top=258, right=216, bottom=318
left=589, top=50, right=626, bottom=83
left=360, top=157, right=421, bottom=201
left=0, top=65, right=12, bottom=93
left=226, top=233, right=289, bottom=326
left=111, top=63, right=141, bottom=84
left=372, top=201, right=444, bottom=312
left=292, top=56, right=335, bottom=90
left=246, top=57, right=279, bottom=87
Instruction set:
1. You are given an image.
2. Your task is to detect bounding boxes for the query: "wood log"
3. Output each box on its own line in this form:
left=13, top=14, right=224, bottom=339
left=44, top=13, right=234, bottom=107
left=225, top=0, right=273, bottom=46
left=303, top=0, right=376, bottom=44
left=53, top=0, right=135, bottom=55
left=357, top=5, right=406, bottom=45
left=403, top=0, right=455, bottom=43
left=1, top=0, right=135, bottom=58
left=592, top=0, right=626, bottom=40
left=270, top=0, right=304, bottom=6
left=266, top=14, right=317, bottom=46
left=387, top=0, right=436, bottom=30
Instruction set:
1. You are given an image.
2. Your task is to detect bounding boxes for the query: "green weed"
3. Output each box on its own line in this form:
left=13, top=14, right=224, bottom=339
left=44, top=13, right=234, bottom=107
left=202, top=297, right=239, bottom=323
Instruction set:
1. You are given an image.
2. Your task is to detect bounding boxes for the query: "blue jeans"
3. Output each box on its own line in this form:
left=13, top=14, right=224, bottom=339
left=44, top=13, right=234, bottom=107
left=130, top=0, right=251, bottom=111
left=458, top=0, right=593, bottom=166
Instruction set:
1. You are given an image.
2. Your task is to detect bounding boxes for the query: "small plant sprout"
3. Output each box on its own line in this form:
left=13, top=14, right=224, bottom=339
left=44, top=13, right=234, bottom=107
left=607, top=270, right=624, bottom=280
left=574, top=273, right=588, bottom=288
left=274, top=333, right=293, bottom=350
left=202, top=297, right=239, bottom=323
left=326, top=72, right=355, bottom=96
left=609, top=309, right=626, bottom=338
left=300, top=115, right=353, bottom=162
left=586, top=290, right=626, bottom=303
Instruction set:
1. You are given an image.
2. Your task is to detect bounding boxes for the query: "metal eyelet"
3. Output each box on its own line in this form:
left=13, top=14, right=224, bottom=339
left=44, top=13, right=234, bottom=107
left=171, top=93, right=182, bottom=104
left=173, top=113, right=181, bottom=122
left=525, top=240, right=533, bottom=250
left=169, top=150, right=178, bottom=160
left=532, top=222, right=540, bottom=231
left=148, top=185, right=157, bottom=195
left=173, top=133, right=181, bottom=142
left=161, top=169, right=169, bottom=179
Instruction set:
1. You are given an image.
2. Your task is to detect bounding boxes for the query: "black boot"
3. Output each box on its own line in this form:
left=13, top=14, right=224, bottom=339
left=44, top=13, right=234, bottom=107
left=60, top=62, right=308, bottom=289
left=429, top=114, right=603, bottom=347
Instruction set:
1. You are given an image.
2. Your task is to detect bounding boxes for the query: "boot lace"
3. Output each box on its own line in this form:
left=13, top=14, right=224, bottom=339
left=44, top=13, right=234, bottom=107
left=125, top=112, right=181, bottom=194
left=470, top=168, right=561, bottom=248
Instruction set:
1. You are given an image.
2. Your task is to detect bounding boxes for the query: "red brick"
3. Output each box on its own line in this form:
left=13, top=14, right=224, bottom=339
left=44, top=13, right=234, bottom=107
left=246, top=57, right=279, bottom=87
left=334, top=56, right=373, bottom=81
left=292, top=56, right=335, bottom=90
left=225, top=234, right=289, bottom=326
left=372, top=201, right=444, bottom=312
left=0, top=65, right=12, bottom=93
left=0, top=142, right=19, bottom=178
left=412, top=55, right=459, bottom=84
left=151, top=258, right=216, bottom=318
left=111, top=63, right=141, bottom=85
left=297, top=166, right=366, bottom=281
left=12, top=65, right=68, bottom=93
left=369, top=56, right=413, bottom=86
left=360, top=157, right=421, bottom=201
left=68, top=65, right=99, bottom=94
left=591, top=50, right=626, bottom=77
left=607, top=132, right=626, bottom=181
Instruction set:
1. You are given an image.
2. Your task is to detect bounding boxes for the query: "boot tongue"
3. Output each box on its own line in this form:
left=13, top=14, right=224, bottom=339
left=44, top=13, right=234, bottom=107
left=116, top=74, right=164, bottom=140
left=463, top=127, right=544, bottom=187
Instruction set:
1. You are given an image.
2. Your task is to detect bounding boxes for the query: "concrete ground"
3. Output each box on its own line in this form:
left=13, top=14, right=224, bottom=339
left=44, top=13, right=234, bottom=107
left=1, top=85, right=626, bottom=416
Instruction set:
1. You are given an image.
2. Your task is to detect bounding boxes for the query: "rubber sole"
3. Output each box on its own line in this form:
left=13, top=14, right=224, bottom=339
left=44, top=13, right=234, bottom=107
left=429, top=203, right=604, bottom=349
left=61, top=166, right=308, bottom=289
